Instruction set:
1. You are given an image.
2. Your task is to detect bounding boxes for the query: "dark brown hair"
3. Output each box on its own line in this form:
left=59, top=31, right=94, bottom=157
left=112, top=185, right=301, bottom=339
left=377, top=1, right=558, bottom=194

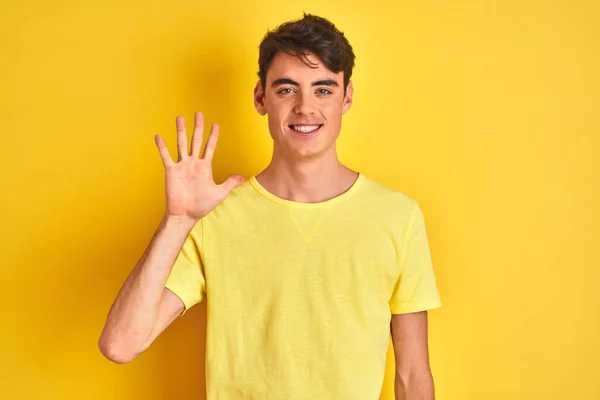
left=257, top=13, right=356, bottom=93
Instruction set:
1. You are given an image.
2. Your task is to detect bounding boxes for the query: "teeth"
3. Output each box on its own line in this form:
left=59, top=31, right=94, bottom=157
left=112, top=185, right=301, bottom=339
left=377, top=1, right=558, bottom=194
left=292, top=125, right=320, bottom=133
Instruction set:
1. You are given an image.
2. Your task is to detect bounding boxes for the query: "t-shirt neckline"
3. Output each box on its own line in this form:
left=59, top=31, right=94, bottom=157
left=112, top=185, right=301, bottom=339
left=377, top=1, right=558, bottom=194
left=249, top=173, right=365, bottom=209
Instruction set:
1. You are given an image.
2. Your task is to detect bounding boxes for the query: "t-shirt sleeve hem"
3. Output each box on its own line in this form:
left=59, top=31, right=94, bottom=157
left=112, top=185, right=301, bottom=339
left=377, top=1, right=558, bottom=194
left=390, top=298, right=442, bottom=314
left=165, top=281, right=202, bottom=316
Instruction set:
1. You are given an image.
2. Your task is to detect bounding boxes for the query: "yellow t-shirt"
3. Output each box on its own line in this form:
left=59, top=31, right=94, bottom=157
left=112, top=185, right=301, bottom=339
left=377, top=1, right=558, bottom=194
left=165, top=172, right=442, bottom=399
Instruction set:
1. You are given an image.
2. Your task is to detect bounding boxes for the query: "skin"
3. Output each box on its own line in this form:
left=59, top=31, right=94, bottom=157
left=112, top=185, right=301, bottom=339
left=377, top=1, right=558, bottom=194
left=392, top=311, right=435, bottom=400
left=99, top=48, right=435, bottom=400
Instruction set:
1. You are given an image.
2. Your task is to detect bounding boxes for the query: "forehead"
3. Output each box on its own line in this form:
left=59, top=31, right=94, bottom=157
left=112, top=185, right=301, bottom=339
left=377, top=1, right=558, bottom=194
left=266, top=51, right=342, bottom=84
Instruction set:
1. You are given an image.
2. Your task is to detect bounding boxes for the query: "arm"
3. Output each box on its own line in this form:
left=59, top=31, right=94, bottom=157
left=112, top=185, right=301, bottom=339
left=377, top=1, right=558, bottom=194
left=98, top=215, right=196, bottom=364
left=98, top=111, right=244, bottom=364
left=391, top=311, right=435, bottom=400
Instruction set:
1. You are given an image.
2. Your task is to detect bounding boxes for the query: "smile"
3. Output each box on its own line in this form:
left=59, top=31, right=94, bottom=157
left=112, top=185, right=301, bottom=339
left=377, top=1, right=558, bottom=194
left=289, top=124, right=323, bottom=133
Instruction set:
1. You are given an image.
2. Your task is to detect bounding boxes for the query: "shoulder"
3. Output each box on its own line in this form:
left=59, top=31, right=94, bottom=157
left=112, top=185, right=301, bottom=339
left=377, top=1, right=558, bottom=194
left=223, top=177, right=258, bottom=203
left=201, top=177, right=264, bottom=224
left=215, top=177, right=261, bottom=207
left=358, top=174, right=419, bottom=217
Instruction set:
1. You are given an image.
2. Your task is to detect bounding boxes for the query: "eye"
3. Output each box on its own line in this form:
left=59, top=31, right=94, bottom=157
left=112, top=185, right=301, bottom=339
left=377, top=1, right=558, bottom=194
left=317, top=88, right=332, bottom=95
left=277, top=88, right=294, bottom=94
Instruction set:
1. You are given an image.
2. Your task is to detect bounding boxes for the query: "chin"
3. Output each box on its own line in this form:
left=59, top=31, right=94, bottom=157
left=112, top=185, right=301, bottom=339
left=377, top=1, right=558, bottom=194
left=290, top=142, right=333, bottom=160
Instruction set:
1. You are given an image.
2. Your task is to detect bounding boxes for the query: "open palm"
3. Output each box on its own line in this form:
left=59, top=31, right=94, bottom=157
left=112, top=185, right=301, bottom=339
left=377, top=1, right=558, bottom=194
left=154, top=112, right=244, bottom=221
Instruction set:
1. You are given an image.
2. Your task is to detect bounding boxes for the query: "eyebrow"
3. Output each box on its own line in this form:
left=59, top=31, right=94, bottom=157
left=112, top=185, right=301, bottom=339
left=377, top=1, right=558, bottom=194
left=271, top=78, right=339, bottom=88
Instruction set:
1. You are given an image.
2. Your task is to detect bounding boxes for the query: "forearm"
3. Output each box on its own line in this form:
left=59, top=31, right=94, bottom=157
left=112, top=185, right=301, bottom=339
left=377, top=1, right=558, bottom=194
left=395, top=369, right=435, bottom=400
left=98, top=215, right=196, bottom=361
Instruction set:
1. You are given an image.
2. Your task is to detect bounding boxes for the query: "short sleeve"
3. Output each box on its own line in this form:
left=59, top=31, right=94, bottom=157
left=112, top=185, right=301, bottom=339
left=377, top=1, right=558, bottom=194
left=165, top=220, right=206, bottom=315
left=389, top=202, right=442, bottom=314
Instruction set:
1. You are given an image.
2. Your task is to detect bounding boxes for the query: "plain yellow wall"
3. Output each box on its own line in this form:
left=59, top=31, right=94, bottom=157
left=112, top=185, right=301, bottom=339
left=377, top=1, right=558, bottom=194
left=1, top=0, right=599, bottom=399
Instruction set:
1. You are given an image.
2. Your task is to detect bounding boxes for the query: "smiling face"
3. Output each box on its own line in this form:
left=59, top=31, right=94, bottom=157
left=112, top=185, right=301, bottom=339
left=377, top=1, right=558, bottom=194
left=254, top=51, right=353, bottom=160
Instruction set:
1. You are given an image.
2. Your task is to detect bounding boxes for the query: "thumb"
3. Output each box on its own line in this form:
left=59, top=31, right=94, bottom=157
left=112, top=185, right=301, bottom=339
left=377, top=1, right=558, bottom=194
left=220, top=174, right=246, bottom=193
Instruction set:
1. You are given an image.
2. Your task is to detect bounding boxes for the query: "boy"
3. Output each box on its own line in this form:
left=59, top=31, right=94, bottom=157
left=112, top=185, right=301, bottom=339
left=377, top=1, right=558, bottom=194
left=99, top=13, right=441, bottom=400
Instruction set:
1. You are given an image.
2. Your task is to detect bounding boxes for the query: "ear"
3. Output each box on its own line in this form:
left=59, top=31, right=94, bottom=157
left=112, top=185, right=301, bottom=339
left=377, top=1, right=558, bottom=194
left=254, top=81, right=267, bottom=115
left=342, top=80, right=353, bottom=114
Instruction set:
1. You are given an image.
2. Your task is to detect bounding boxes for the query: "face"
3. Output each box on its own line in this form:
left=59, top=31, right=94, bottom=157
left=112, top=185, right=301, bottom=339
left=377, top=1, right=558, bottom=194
left=254, top=51, right=353, bottom=160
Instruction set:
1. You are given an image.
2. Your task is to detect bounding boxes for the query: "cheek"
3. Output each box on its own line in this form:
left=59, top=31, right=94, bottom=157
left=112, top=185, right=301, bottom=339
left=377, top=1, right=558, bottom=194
left=323, top=98, right=345, bottom=114
left=265, top=108, right=288, bottom=135
left=267, top=100, right=292, bottom=120
left=323, top=102, right=344, bottom=121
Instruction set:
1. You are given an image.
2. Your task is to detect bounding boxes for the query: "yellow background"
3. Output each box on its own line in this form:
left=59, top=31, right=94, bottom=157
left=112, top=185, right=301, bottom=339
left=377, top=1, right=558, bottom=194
left=1, top=0, right=599, bottom=399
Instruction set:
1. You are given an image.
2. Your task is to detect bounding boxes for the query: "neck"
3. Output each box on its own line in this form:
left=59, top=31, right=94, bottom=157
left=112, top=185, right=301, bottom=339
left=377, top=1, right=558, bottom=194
left=256, top=148, right=359, bottom=204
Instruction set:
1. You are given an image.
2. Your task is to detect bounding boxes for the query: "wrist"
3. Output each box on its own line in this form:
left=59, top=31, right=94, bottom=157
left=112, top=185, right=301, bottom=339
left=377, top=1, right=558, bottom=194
left=162, top=214, right=199, bottom=232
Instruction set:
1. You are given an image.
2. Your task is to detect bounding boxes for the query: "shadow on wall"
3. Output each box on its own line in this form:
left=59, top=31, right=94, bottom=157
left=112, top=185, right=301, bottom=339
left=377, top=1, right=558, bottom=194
left=171, top=29, right=260, bottom=182
left=154, top=302, right=208, bottom=400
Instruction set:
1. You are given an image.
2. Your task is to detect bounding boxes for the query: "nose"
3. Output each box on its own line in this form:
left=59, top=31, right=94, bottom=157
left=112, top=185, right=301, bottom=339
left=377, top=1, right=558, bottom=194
left=293, top=91, right=316, bottom=116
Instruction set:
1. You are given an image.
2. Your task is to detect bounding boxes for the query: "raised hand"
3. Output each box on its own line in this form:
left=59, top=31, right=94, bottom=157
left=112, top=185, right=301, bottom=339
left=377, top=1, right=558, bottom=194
left=154, top=112, right=245, bottom=222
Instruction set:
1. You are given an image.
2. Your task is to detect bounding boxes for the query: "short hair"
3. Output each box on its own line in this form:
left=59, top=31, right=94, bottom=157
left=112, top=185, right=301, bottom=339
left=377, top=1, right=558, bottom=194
left=257, top=13, right=356, bottom=93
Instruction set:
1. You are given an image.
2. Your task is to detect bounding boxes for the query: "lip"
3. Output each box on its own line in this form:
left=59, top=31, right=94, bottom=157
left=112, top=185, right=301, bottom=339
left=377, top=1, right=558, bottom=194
left=288, top=124, right=323, bottom=138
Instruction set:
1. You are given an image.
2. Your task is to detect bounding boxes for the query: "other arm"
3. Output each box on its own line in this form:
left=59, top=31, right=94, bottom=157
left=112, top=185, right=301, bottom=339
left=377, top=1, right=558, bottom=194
left=391, top=311, right=435, bottom=400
